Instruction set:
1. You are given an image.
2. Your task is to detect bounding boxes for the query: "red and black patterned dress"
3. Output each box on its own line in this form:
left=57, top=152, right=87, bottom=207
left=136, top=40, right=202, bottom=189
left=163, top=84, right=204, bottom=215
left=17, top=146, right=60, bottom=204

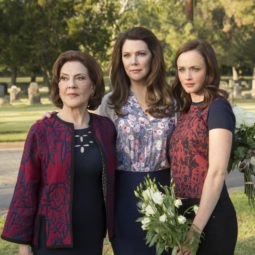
left=169, top=97, right=237, bottom=255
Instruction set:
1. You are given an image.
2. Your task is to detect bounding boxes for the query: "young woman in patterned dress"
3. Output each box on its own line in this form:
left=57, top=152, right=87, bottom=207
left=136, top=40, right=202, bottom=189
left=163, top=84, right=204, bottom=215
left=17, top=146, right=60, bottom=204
left=169, top=40, right=237, bottom=255
left=99, top=27, right=175, bottom=255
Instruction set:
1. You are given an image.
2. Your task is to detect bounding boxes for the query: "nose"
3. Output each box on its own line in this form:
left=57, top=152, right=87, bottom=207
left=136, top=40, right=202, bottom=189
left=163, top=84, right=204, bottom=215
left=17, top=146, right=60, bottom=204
left=185, top=70, right=192, bottom=80
left=130, top=55, right=138, bottom=65
left=67, top=78, right=76, bottom=88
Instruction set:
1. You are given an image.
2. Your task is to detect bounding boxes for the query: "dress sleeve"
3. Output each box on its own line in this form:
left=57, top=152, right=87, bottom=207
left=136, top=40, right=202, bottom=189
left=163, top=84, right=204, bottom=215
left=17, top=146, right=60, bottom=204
left=207, top=98, right=235, bottom=132
left=1, top=123, right=41, bottom=244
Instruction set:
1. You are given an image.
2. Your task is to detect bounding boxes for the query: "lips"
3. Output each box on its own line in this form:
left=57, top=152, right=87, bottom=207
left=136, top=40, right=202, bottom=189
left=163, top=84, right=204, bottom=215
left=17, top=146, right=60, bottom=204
left=67, top=93, right=78, bottom=96
left=184, top=83, right=195, bottom=87
left=130, top=69, right=142, bottom=72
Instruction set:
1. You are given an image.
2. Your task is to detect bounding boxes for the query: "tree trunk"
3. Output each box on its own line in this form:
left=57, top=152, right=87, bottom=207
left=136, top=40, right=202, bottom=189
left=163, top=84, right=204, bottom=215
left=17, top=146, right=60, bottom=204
left=11, top=67, right=17, bottom=85
left=232, top=66, right=241, bottom=99
left=252, top=67, right=255, bottom=91
left=184, top=0, right=193, bottom=22
left=43, top=69, right=51, bottom=94
left=30, top=72, right=36, bottom=82
left=232, top=66, right=239, bottom=81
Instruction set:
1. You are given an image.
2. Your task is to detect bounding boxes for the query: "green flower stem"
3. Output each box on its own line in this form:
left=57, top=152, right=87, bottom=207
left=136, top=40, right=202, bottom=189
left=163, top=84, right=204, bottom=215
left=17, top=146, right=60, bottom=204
left=243, top=163, right=255, bottom=208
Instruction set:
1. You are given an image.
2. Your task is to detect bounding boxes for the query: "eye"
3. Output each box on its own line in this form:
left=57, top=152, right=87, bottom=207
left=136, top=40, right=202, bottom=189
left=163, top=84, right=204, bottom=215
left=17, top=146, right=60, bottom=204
left=122, top=53, right=130, bottom=58
left=76, top=76, right=86, bottom=81
left=178, top=67, right=185, bottom=72
left=191, top=67, right=201, bottom=71
left=59, top=76, right=68, bottom=81
left=138, top=52, right=146, bottom=56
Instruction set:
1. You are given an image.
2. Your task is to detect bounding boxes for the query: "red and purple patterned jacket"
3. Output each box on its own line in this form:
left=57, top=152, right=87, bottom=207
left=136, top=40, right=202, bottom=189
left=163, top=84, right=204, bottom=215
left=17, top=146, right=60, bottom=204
left=1, top=113, right=116, bottom=248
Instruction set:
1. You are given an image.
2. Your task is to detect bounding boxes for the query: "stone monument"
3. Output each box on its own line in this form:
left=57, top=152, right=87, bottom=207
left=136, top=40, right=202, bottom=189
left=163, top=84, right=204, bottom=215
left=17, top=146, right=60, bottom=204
left=28, top=82, right=41, bottom=105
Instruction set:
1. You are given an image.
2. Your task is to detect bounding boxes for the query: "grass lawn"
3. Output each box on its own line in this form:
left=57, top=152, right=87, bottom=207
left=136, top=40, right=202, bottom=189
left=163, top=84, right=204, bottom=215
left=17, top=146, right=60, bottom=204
left=0, top=100, right=57, bottom=142
left=0, top=192, right=254, bottom=254
left=0, top=97, right=254, bottom=142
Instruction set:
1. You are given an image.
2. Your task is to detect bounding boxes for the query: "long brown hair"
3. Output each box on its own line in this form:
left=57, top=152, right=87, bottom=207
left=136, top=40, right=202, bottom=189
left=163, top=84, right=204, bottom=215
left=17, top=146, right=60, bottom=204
left=51, top=50, right=104, bottom=110
left=110, top=27, right=173, bottom=118
left=172, top=40, right=228, bottom=112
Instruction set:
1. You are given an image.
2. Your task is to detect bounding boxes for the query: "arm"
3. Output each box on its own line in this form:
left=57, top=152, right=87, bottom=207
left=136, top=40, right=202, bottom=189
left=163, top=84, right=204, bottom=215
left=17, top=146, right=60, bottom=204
left=1, top=124, right=41, bottom=245
left=19, top=244, right=33, bottom=255
left=177, top=128, right=233, bottom=255
left=192, top=128, right=233, bottom=231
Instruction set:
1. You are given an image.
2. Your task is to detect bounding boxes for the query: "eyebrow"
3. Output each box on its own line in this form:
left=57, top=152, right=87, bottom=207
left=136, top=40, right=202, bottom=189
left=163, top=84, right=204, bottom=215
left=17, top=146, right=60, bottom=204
left=122, top=49, right=148, bottom=54
left=60, top=72, right=88, bottom=76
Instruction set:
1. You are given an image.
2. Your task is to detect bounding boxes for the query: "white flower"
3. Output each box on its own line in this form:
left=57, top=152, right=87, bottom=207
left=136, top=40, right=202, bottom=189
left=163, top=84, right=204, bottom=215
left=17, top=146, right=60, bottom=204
left=177, top=215, right=187, bottom=224
left=174, top=199, right=182, bottom=208
left=243, top=112, right=255, bottom=127
left=145, top=205, right=155, bottom=216
left=142, top=188, right=153, bottom=201
left=193, top=205, right=199, bottom=215
left=233, top=106, right=255, bottom=128
left=151, top=191, right=164, bottom=205
left=159, top=214, right=167, bottom=223
left=141, top=217, right=150, bottom=230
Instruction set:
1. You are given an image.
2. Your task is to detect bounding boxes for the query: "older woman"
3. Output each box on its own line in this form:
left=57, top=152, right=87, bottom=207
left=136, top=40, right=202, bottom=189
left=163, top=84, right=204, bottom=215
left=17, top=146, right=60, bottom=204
left=1, top=51, right=116, bottom=255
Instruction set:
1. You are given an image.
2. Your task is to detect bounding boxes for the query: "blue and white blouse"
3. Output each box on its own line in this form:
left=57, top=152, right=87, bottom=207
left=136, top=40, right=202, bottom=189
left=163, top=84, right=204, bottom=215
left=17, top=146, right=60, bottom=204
left=99, top=92, right=176, bottom=172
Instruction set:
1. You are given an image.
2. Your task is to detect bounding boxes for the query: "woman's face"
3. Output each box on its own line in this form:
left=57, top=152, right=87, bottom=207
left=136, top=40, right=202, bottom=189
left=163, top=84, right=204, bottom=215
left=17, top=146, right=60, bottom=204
left=177, top=50, right=206, bottom=102
left=58, top=61, right=94, bottom=110
left=121, top=39, right=152, bottom=85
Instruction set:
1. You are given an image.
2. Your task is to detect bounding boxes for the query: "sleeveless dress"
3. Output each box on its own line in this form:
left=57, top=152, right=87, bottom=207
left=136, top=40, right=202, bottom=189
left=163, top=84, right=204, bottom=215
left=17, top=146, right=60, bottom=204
left=33, top=128, right=106, bottom=255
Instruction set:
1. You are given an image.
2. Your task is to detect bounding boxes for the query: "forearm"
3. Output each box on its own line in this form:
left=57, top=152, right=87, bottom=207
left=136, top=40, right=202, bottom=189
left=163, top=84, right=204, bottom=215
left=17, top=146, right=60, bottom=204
left=192, top=170, right=225, bottom=231
left=19, top=244, right=32, bottom=255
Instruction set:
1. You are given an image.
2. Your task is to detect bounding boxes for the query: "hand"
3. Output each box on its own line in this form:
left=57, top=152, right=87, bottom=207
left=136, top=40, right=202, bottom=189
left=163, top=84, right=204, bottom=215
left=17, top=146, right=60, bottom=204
left=176, top=224, right=202, bottom=255
left=19, top=244, right=33, bottom=255
left=40, top=111, right=54, bottom=120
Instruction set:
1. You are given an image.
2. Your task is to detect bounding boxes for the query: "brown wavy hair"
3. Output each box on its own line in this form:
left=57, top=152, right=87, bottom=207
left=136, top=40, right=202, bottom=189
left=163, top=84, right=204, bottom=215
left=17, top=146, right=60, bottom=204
left=50, top=50, right=105, bottom=110
left=172, top=40, right=228, bottom=113
left=109, top=27, right=173, bottom=118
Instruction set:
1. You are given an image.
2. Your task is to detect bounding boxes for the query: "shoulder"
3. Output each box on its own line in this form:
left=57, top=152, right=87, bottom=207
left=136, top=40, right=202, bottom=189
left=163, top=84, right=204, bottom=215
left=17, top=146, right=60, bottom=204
left=101, top=92, right=112, bottom=105
left=207, top=97, right=235, bottom=131
left=91, top=113, right=116, bottom=131
left=98, top=92, right=115, bottom=120
left=209, top=97, right=232, bottom=112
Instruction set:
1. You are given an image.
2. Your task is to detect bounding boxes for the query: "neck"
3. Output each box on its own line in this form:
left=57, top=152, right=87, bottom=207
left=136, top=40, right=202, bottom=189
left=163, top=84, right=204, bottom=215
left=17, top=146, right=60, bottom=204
left=58, top=106, right=90, bottom=129
left=130, top=83, right=148, bottom=110
left=191, top=93, right=204, bottom=103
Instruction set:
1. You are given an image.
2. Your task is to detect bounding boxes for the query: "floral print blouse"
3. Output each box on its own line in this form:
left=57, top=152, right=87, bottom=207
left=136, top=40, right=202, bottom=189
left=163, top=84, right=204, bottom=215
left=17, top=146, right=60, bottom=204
left=100, top=92, right=176, bottom=172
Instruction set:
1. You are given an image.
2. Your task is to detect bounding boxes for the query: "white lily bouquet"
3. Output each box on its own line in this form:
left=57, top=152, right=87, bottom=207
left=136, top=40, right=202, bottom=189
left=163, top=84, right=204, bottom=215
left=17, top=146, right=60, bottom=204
left=134, top=176, right=200, bottom=255
left=228, top=106, right=255, bottom=207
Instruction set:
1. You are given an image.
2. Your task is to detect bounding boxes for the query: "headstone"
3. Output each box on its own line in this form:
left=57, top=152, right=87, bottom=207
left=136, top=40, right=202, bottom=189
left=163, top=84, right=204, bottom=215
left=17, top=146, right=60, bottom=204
left=28, top=82, right=41, bottom=105
left=0, top=84, right=7, bottom=105
left=9, top=85, right=20, bottom=104
left=0, top=84, right=5, bottom=97
left=232, top=80, right=242, bottom=99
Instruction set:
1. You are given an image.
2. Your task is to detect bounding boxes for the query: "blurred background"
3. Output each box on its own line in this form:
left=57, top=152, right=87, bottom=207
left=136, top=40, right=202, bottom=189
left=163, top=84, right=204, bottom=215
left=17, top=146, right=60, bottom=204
left=0, top=1, right=254, bottom=254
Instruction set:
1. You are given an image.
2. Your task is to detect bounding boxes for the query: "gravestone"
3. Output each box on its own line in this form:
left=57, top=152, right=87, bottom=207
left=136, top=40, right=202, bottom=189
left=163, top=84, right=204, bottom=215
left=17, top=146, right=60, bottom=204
left=0, top=84, right=5, bottom=97
left=9, top=85, right=20, bottom=104
left=0, top=84, right=8, bottom=105
left=28, top=82, right=41, bottom=105
left=232, top=80, right=242, bottom=99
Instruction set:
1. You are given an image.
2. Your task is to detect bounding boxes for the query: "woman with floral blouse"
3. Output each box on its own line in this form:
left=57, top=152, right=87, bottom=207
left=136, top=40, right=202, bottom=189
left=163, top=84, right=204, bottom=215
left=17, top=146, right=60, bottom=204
left=99, top=26, right=175, bottom=255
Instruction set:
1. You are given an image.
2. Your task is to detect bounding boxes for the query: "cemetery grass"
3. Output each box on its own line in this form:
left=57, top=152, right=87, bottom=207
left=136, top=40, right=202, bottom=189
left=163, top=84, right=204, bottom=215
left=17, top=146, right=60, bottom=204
left=0, top=98, right=254, bottom=142
left=0, top=102, right=57, bottom=142
left=0, top=192, right=254, bottom=255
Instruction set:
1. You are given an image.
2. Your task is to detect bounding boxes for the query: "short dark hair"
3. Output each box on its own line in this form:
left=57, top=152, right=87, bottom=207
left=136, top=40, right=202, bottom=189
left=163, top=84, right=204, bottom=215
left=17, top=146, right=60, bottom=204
left=51, top=50, right=105, bottom=110
left=172, top=39, right=228, bottom=112
left=110, top=26, right=173, bottom=118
